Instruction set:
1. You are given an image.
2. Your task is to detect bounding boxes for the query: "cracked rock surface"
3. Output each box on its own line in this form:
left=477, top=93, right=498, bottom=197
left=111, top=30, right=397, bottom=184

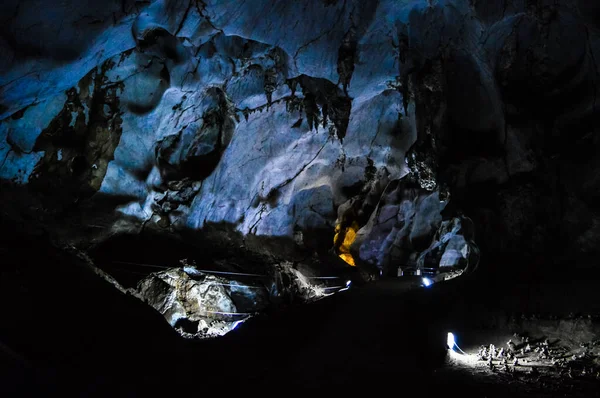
left=0, top=0, right=599, bottom=298
left=1, top=2, right=600, bottom=396
left=136, top=267, right=264, bottom=338
left=134, top=259, right=342, bottom=339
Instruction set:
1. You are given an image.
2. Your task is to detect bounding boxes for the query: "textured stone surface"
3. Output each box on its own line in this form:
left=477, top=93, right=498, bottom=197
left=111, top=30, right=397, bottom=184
left=134, top=260, right=342, bottom=338
left=137, top=267, right=267, bottom=338
left=1, top=0, right=599, bottom=279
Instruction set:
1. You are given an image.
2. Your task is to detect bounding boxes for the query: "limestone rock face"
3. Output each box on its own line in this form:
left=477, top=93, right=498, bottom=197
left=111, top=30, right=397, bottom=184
left=137, top=267, right=268, bottom=338
left=135, top=262, right=339, bottom=338
left=417, top=217, right=479, bottom=272
left=350, top=179, right=478, bottom=276
left=1, top=0, right=599, bottom=279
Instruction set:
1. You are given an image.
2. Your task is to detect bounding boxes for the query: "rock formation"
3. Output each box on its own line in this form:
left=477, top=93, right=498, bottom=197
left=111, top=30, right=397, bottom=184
left=1, top=0, right=599, bottom=335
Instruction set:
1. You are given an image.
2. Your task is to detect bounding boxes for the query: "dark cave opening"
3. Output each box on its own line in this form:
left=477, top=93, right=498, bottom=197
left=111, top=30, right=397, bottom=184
left=173, top=318, right=200, bottom=334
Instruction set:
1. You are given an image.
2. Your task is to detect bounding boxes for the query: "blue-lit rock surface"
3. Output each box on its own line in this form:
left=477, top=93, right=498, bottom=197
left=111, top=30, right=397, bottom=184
left=1, top=0, right=599, bottom=278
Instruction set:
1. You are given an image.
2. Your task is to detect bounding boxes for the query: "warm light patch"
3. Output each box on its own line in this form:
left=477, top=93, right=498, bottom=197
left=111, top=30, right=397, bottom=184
left=334, top=221, right=359, bottom=266
left=339, top=253, right=356, bottom=266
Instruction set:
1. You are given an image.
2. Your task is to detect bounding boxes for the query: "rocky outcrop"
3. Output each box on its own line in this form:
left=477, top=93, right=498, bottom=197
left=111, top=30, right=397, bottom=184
left=417, top=216, right=479, bottom=272
left=135, top=260, right=346, bottom=338
left=137, top=267, right=268, bottom=338
left=349, top=177, right=479, bottom=276
left=154, top=86, right=237, bottom=182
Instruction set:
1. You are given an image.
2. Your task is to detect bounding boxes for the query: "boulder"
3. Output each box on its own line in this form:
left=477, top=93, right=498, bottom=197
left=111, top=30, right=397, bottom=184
left=137, top=267, right=269, bottom=338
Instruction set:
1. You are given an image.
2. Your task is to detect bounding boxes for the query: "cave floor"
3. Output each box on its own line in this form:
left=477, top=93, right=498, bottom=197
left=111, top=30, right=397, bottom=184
left=205, top=278, right=600, bottom=397
left=3, top=265, right=599, bottom=397
left=1, top=220, right=599, bottom=397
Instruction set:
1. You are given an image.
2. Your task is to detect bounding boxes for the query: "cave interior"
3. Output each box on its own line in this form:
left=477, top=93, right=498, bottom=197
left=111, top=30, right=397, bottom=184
left=1, top=0, right=600, bottom=396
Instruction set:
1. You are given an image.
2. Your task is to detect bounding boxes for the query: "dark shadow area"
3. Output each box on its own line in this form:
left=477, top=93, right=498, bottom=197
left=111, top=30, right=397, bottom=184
left=2, top=210, right=598, bottom=397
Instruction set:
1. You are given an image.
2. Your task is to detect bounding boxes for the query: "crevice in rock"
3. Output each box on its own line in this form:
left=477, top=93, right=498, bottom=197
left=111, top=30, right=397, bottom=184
left=292, top=0, right=348, bottom=69
left=0, top=148, right=13, bottom=172
left=267, top=141, right=327, bottom=197
left=174, top=0, right=194, bottom=36
left=195, top=0, right=224, bottom=35
left=249, top=203, right=267, bottom=234
left=0, top=70, right=41, bottom=95
left=368, top=106, right=388, bottom=155
left=337, top=21, right=358, bottom=95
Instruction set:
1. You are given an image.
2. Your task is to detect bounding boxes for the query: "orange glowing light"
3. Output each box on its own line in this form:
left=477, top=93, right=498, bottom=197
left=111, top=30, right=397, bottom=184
left=334, top=221, right=359, bottom=266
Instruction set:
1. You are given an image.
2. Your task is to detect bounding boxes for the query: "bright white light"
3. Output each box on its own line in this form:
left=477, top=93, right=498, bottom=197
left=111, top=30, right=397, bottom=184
left=447, top=332, right=456, bottom=350
left=231, top=320, right=245, bottom=330
left=337, top=280, right=352, bottom=292
left=422, top=277, right=433, bottom=287
left=448, top=349, right=478, bottom=364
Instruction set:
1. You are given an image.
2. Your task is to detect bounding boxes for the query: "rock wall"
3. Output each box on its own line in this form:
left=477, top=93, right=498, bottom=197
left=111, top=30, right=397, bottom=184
left=1, top=0, right=599, bottom=275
